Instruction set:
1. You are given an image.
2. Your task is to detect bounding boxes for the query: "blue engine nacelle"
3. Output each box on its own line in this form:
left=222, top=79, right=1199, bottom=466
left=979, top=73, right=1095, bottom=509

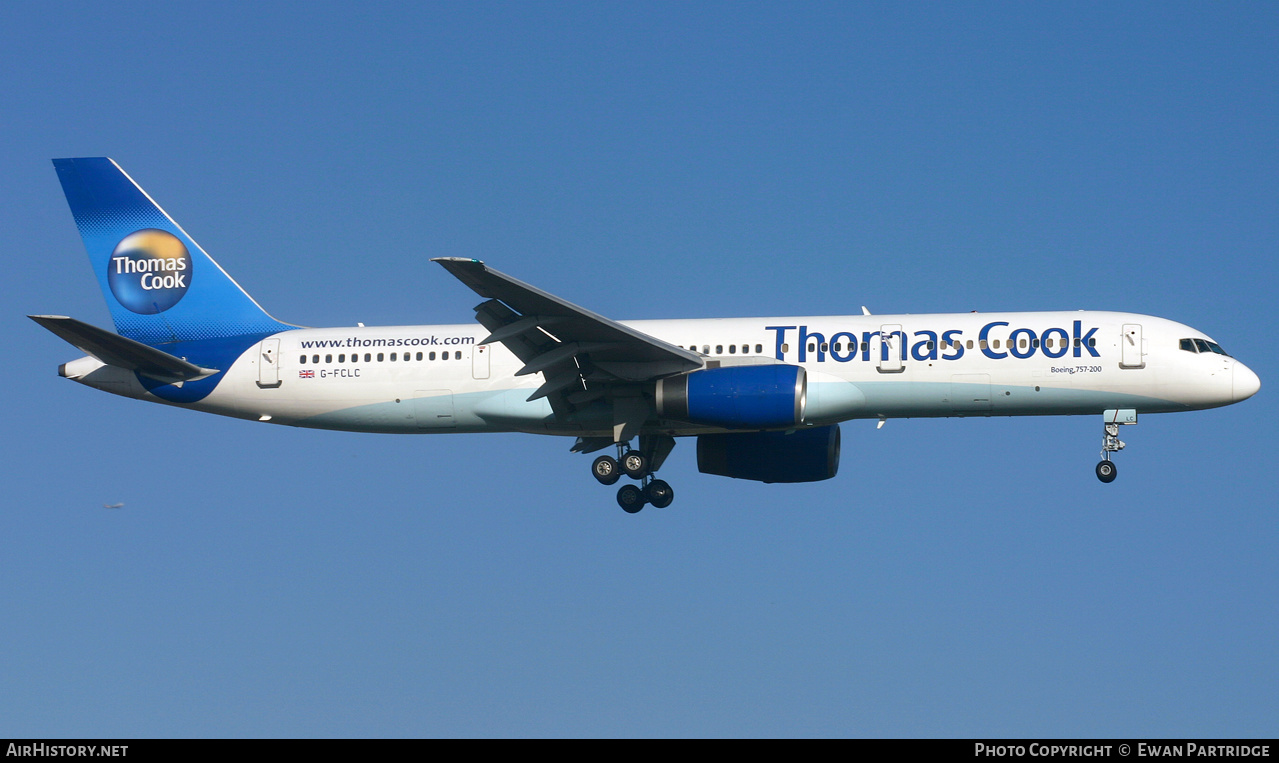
left=655, top=364, right=806, bottom=429
left=696, top=424, right=841, bottom=483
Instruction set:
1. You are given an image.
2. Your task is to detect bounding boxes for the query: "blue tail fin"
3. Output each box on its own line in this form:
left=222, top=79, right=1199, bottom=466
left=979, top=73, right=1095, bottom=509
left=53, top=158, right=294, bottom=345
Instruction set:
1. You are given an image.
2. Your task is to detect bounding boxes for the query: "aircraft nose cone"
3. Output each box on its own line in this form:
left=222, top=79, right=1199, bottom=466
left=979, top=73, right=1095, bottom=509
left=1233, top=362, right=1261, bottom=402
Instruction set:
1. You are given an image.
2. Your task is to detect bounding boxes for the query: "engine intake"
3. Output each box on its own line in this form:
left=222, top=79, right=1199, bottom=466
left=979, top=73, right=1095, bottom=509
left=655, top=364, right=806, bottom=429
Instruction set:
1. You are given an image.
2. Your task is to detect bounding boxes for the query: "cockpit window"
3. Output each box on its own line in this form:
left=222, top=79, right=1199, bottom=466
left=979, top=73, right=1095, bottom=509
left=1183, top=338, right=1231, bottom=356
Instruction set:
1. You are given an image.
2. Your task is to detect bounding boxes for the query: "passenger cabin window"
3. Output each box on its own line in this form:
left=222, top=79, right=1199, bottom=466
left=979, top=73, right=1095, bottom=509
left=377, top=353, right=384, bottom=362
left=781, top=343, right=789, bottom=353
left=299, top=355, right=307, bottom=364
left=716, top=345, right=723, bottom=355
left=454, top=351, right=461, bottom=360
left=729, top=345, right=736, bottom=354
left=755, top=344, right=762, bottom=354
left=416, top=352, right=423, bottom=360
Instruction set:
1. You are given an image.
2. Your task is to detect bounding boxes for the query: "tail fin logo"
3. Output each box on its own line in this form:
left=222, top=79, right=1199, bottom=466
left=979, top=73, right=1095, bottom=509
left=107, top=229, right=193, bottom=314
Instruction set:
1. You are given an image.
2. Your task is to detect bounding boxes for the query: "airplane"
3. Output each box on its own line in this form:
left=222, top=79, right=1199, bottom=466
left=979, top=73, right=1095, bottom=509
left=103, top=503, right=124, bottom=509
left=33, top=158, right=1260, bottom=513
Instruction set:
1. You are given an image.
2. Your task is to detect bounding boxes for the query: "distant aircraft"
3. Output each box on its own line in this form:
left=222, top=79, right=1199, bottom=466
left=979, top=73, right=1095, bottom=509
left=34, top=159, right=1260, bottom=512
left=102, top=503, right=124, bottom=509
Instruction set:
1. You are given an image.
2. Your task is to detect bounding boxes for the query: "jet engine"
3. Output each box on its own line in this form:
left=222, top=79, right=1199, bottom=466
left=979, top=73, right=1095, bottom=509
left=696, top=424, right=841, bottom=483
left=655, top=364, right=806, bottom=429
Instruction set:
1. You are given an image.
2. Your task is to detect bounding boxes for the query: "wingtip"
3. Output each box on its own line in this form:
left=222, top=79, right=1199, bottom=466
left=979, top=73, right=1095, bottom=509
left=28, top=314, right=70, bottom=325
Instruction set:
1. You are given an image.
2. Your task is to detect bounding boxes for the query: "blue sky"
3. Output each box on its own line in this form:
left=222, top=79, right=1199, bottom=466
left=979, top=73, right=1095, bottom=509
left=2, top=2, right=1276, bottom=737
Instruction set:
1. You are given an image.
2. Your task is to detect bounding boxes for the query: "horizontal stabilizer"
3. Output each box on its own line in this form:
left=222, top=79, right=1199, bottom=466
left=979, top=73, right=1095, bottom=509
left=29, top=315, right=218, bottom=383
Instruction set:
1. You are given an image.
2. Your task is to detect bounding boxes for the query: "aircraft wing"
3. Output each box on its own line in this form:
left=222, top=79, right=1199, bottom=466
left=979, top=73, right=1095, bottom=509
left=432, top=258, right=703, bottom=410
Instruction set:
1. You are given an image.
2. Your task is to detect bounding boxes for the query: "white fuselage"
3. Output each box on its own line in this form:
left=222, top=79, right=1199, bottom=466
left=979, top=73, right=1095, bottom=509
left=60, top=310, right=1258, bottom=440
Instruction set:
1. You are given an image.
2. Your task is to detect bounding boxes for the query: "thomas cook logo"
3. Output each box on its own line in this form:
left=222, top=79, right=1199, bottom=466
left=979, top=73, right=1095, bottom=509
left=107, top=229, right=192, bottom=314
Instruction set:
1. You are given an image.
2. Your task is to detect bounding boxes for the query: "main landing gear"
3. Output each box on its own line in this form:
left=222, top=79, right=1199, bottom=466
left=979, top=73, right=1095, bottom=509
left=589, top=437, right=675, bottom=513
left=1095, top=409, right=1136, bottom=484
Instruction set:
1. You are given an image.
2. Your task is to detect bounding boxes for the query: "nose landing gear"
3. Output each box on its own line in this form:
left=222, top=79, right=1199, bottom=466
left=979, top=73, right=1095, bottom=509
left=1095, top=409, right=1136, bottom=483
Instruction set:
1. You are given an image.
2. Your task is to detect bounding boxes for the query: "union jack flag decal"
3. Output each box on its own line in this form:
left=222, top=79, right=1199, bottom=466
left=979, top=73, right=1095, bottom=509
left=299, top=370, right=315, bottom=378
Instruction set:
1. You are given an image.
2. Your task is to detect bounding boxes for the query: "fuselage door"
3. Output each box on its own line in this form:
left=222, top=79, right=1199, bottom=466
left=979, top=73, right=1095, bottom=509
left=473, top=343, right=490, bottom=380
left=1120, top=324, right=1145, bottom=369
left=877, top=324, right=904, bottom=373
left=257, top=338, right=281, bottom=388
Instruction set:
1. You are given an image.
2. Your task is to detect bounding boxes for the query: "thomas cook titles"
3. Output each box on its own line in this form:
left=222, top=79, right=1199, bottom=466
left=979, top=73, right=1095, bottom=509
left=106, top=229, right=193, bottom=314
